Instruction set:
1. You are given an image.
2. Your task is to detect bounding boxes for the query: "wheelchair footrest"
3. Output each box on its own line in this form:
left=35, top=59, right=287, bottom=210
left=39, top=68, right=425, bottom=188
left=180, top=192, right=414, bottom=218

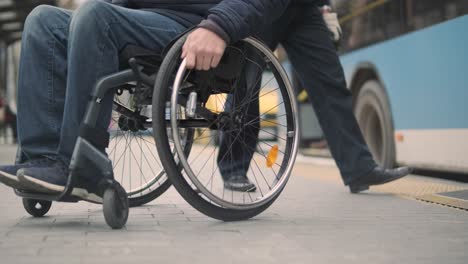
left=14, top=189, right=81, bottom=203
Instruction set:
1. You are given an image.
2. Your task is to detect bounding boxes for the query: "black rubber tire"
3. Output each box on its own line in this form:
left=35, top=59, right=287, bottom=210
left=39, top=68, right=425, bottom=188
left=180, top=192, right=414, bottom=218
left=152, top=35, right=284, bottom=221
left=103, top=183, right=129, bottom=229
left=354, top=80, right=396, bottom=169
left=128, top=180, right=171, bottom=208
left=23, top=199, right=52, bottom=217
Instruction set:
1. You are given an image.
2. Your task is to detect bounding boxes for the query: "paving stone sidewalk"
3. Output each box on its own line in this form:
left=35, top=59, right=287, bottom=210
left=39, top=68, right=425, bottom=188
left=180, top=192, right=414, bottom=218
left=0, top=145, right=467, bottom=264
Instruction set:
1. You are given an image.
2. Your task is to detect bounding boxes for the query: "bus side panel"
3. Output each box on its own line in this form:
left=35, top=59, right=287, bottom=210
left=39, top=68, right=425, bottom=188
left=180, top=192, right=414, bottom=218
left=340, top=15, right=468, bottom=173
left=396, top=129, right=468, bottom=173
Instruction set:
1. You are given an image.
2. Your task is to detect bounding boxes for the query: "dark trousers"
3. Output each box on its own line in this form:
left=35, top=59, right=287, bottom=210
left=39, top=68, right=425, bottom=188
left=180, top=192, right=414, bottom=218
left=217, top=49, right=262, bottom=180
left=218, top=5, right=376, bottom=185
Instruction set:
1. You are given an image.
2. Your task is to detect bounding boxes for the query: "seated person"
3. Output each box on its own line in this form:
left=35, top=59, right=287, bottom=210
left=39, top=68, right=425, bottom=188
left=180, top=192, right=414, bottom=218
left=0, top=0, right=410, bottom=196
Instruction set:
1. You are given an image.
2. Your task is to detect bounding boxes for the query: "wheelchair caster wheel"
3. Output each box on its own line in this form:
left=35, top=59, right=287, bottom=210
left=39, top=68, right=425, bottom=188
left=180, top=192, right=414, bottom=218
left=22, top=199, right=52, bottom=217
left=103, top=182, right=129, bottom=229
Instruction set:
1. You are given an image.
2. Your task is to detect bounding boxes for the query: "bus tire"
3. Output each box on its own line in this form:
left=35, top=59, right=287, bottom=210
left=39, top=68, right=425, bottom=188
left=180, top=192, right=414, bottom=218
left=354, top=80, right=396, bottom=169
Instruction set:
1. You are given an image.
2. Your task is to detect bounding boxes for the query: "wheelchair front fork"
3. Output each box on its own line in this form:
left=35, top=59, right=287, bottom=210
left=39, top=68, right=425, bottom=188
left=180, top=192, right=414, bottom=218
left=15, top=66, right=147, bottom=228
left=68, top=69, right=138, bottom=195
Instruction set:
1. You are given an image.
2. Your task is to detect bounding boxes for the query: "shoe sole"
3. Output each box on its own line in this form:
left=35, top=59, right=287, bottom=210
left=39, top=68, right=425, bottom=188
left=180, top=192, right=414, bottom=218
left=378, top=171, right=411, bottom=185
left=349, top=168, right=413, bottom=194
left=18, top=173, right=103, bottom=203
left=224, top=184, right=257, bottom=193
left=349, top=185, right=369, bottom=194
left=0, top=171, right=31, bottom=190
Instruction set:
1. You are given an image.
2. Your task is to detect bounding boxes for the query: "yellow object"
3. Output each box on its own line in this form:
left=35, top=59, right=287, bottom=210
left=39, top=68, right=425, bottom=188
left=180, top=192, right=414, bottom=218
left=205, top=94, right=227, bottom=113
left=297, top=90, right=309, bottom=102
left=266, top=145, right=279, bottom=168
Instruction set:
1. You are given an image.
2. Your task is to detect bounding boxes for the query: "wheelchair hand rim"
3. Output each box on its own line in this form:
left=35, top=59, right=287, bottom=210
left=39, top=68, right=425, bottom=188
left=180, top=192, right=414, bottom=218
left=170, top=38, right=300, bottom=210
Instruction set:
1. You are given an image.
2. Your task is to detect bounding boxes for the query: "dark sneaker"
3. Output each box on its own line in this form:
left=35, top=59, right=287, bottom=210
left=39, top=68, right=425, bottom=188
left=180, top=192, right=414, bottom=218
left=348, top=166, right=413, bottom=194
left=17, top=161, right=69, bottom=194
left=224, top=175, right=257, bottom=192
left=17, top=161, right=103, bottom=203
left=0, top=158, right=55, bottom=189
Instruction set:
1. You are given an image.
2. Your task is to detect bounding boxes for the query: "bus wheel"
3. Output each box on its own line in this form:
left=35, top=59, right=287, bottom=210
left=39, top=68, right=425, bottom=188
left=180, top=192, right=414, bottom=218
left=354, top=80, right=396, bottom=169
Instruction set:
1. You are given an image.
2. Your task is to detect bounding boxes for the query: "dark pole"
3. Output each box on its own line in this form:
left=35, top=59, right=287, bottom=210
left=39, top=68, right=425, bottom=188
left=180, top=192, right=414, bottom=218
left=0, top=41, right=6, bottom=99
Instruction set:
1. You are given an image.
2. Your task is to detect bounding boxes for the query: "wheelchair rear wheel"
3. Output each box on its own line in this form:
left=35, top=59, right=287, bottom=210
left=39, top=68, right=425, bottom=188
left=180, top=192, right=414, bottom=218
left=153, top=35, right=299, bottom=221
left=110, top=93, right=193, bottom=207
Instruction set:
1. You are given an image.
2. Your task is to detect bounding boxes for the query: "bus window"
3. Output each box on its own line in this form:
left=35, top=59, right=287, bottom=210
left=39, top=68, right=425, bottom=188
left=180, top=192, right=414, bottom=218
left=333, top=0, right=403, bottom=53
left=405, top=0, right=468, bottom=32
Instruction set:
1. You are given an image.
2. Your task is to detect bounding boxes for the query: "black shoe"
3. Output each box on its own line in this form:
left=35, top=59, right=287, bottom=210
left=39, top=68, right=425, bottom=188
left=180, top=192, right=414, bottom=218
left=0, top=158, right=55, bottom=190
left=348, top=166, right=413, bottom=194
left=224, top=175, right=257, bottom=192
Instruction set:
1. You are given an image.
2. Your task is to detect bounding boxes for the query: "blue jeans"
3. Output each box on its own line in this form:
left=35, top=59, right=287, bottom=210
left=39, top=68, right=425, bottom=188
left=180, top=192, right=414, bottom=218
left=17, top=1, right=186, bottom=163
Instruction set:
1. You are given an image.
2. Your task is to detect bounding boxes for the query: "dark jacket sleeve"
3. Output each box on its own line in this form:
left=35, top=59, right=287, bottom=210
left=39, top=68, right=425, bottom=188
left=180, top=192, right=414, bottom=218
left=205, top=0, right=291, bottom=43
left=316, top=0, right=331, bottom=6
left=110, top=0, right=129, bottom=6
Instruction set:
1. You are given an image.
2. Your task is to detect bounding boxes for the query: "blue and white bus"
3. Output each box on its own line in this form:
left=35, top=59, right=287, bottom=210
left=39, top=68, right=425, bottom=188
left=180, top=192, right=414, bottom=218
left=330, top=0, right=468, bottom=173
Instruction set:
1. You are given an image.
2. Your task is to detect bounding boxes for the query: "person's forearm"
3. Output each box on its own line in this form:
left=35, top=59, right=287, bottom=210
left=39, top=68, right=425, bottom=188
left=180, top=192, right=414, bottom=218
left=202, top=0, right=290, bottom=43
left=187, top=0, right=290, bottom=70
left=198, top=18, right=231, bottom=43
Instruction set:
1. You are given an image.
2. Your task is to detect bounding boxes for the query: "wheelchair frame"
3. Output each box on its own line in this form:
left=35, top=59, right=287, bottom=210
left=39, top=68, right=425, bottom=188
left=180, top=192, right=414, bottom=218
left=15, top=67, right=146, bottom=228
left=14, top=35, right=299, bottom=229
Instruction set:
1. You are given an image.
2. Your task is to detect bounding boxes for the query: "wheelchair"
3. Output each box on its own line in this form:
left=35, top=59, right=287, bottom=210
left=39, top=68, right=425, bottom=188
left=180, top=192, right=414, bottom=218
left=14, top=32, right=300, bottom=229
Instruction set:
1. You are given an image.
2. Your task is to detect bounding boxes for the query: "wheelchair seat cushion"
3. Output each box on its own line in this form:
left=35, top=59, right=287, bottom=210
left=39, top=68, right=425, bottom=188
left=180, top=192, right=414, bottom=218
left=119, top=44, right=163, bottom=71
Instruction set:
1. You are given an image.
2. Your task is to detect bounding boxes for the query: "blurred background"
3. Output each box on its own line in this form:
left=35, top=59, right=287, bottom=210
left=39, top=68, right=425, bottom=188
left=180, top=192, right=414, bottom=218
left=294, top=0, right=468, bottom=178
left=1, top=0, right=467, bottom=177
left=0, top=0, right=75, bottom=145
